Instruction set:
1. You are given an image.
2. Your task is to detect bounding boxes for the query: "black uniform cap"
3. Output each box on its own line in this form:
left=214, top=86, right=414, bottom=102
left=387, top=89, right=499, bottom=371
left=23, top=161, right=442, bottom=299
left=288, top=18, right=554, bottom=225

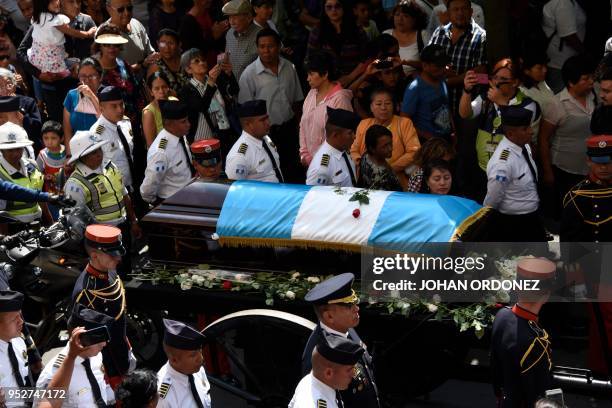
left=304, top=273, right=359, bottom=305
left=163, top=318, right=205, bottom=350
left=237, top=100, right=267, bottom=118
left=0, top=96, right=20, bottom=113
left=0, top=290, right=23, bottom=312
left=69, top=304, right=114, bottom=330
left=97, top=85, right=123, bottom=102
left=500, top=105, right=532, bottom=127
left=326, top=107, right=361, bottom=131
left=316, top=332, right=364, bottom=365
left=160, top=100, right=189, bottom=120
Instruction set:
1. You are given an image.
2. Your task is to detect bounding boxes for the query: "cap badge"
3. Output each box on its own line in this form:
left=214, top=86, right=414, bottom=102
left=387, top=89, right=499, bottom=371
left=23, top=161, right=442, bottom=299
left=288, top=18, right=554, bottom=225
left=89, top=134, right=99, bottom=143
left=7, top=132, right=16, bottom=141
left=599, top=141, right=607, bottom=148
left=205, top=146, right=212, bottom=153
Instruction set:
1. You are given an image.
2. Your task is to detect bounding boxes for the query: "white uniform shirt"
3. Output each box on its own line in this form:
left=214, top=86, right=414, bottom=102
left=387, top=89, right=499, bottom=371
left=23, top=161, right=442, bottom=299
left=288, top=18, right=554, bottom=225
left=0, top=155, right=42, bottom=222
left=35, top=346, right=114, bottom=408
left=140, top=129, right=193, bottom=203
left=484, top=137, right=539, bottom=215
left=306, top=141, right=355, bottom=187
left=225, top=131, right=281, bottom=182
left=157, top=362, right=211, bottom=408
left=91, top=115, right=134, bottom=188
left=0, top=337, right=28, bottom=389
left=64, top=162, right=128, bottom=225
left=542, top=0, right=587, bottom=69
left=288, top=373, right=339, bottom=408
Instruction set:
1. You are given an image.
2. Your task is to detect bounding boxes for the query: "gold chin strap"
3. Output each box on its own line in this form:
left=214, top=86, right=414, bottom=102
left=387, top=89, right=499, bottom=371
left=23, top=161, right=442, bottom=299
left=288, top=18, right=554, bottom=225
left=520, top=321, right=552, bottom=374
left=328, top=289, right=359, bottom=305
left=74, top=275, right=126, bottom=320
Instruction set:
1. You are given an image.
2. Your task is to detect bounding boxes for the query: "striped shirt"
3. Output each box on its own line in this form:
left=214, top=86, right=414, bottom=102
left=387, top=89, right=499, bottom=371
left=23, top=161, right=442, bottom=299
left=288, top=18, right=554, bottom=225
left=225, top=23, right=261, bottom=79
left=429, top=22, right=487, bottom=112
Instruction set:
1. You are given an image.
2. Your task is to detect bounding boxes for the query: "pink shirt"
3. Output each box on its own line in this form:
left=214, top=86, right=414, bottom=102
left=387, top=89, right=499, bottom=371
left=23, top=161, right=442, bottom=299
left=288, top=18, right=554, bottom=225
left=299, top=83, right=353, bottom=166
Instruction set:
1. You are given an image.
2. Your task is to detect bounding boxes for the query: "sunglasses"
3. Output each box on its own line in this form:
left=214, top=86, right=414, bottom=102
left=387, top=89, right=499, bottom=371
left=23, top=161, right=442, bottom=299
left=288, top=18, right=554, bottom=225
left=0, top=55, right=9, bottom=61
left=109, top=4, right=133, bottom=13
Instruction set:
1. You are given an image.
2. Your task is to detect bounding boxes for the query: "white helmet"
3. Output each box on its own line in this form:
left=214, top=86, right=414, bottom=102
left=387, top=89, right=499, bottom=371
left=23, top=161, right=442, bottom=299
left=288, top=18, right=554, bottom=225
left=0, top=122, right=32, bottom=150
left=68, top=130, right=107, bottom=164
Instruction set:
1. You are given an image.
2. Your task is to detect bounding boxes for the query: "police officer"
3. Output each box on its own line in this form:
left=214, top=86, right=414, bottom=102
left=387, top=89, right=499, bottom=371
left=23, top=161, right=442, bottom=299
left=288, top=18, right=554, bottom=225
left=190, top=139, right=226, bottom=182
left=490, top=258, right=556, bottom=408
left=71, top=224, right=133, bottom=389
left=302, top=273, right=380, bottom=408
left=290, top=332, right=364, bottom=408
left=306, top=107, right=361, bottom=187
left=157, top=318, right=211, bottom=408
left=483, top=105, right=547, bottom=242
left=0, top=122, right=51, bottom=227
left=141, top=100, right=194, bottom=205
left=225, top=100, right=284, bottom=183
left=0, top=290, right=30, bottom=389
left=36, top=305, right=115, bottom=408
left=0, top=96, right=36, bottom=159
left=89, top=86, right=135, bottom=191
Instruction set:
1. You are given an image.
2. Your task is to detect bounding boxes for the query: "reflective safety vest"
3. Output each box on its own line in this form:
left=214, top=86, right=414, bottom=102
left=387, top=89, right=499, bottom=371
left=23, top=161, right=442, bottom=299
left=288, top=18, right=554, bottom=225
left=0, top=159, right=43, bottom=219
left=69, top=162, right=126, bottom=223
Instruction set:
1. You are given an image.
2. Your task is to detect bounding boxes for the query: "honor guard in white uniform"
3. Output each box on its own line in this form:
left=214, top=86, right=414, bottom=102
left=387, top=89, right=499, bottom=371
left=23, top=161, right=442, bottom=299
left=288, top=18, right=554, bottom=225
left=225, top=100, right=283, bottom=183
left=0, top=122, right=47, bottom=224
left=36, top=305, right=115, bottom=408
left=90, top=86, right=135, bottom=189
left=483, top=106, right=547, bottom=242
left=289, top=331, right=364, bottom=408
left=141, top=100, right=194, bottom=205
left=307, top=107, right=361, bottom=187
left=157, top=319, right=211, bottom=408
left=0, top=291, right=30, bottom=391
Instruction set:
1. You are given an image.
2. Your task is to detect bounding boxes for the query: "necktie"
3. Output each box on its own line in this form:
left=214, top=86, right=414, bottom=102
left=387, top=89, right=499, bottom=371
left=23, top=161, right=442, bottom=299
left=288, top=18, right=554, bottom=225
left=116, top=125, right=135, bottom=181
left=179, top=136, right=196, bottom=175
left=342, top=152, right=357, bottom=186
left=188, top=374, right=205, bottom=408
left=82, top=359, right=107, bottom=408
left=262, top=139, right=284, bottom=182
left=7, top=342, right=25, bottom=387
left=521, top=145, right=538, bottom=182
left=336, top=390, right=344, bottom=408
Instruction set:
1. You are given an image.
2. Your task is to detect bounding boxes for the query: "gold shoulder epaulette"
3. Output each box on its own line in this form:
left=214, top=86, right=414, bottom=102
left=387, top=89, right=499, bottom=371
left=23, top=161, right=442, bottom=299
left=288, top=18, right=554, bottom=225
left=317, top=399, right=328, bottom=408
left=238, top=143, right=248, bottom=155
left=159, top=382, right=171, bottom=399
left=499, top=149, right=510, bottom=161
left=159, top=138, right=168, bottom=150
left=321, top=154, right=330, bottom=167
left=95, top=124, right=104, bottom=135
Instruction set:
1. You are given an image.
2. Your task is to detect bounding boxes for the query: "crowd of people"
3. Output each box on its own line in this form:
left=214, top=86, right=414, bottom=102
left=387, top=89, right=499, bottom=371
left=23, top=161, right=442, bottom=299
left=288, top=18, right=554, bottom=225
left=0, top=0, right=610, bottom=406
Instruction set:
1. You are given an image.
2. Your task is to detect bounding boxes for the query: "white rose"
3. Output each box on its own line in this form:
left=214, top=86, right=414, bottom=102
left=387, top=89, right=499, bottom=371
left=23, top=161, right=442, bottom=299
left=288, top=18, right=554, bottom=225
left=285, top=290, right=296, bottom=300
left=291, top=272, right=301, bottom=279
left=432, top=294, right=441, bottom=304
left=180, top=273, right=189, bottom=278
left=180, top=280, right=193, bottom=290
left=307, top=277, right=320, bottom=283
left=426, top=303, right=438, bottom=313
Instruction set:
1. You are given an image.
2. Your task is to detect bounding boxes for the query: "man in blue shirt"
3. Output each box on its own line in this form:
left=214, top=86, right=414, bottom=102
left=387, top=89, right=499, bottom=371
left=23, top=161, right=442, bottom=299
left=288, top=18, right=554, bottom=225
left=401, top=44, right=452, bottom=142
left=0, top=179, right=70, bottom=208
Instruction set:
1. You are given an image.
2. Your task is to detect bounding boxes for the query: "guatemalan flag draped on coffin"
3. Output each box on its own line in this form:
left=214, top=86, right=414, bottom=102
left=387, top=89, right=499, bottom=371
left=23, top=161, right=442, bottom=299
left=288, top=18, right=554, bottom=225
left=216, top=181, right=486, bottom=253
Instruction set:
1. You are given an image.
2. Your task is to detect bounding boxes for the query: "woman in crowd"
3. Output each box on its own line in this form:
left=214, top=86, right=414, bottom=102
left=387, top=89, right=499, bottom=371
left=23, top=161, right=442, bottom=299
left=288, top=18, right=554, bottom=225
left=115, top=369, right=159, bottom=408
left=459, top=57, right=540, bottom=201
left=406, top=137, right=455, bottom=193
left=146, top=28, right=187, bottom=94
left=142, top=71, right=175, bottom=147
left=149, top=0, right=182, bottom=38
left=299, top=51, right=353, bottom=166
left=383, top=1, right=429, bottom=77
left=351, top=88, right=420, bottom=190
left=357, top=124, right=403, bottom=191
left=519, top=52, right=554, bottom=141
left=62, top=58, right=102, bottom=149
left=83, top=0, right=108, bottom=26
left=420, top=159, right=452, bottom=195
left=306, top=0, right=367, bottom=88
left=179, top=0, right=228, bottom=67
left=94, top=24, right=145, bottom=125
left=252, top=0, right=278, bottom=32
left=179, top=48, right=234, bottom=147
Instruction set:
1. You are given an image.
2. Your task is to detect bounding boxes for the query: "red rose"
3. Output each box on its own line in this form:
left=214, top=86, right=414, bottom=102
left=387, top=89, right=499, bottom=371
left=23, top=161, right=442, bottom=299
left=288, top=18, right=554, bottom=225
left=352, top=209, right=361, bottom=218
left=222, top=280, right=232, bottom=290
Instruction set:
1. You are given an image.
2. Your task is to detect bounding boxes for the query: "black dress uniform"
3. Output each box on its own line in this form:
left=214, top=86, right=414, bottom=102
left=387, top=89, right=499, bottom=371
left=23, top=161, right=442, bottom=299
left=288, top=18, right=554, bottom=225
left=301, top=273, right=380, bottom=408
left=71, top=224, right=130, bottom=385
left=490, top=258, right=556, bottom=408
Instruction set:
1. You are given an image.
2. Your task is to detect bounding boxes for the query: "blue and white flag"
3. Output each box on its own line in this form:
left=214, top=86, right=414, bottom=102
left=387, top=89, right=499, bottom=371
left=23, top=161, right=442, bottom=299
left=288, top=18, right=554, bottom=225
left=216, top=181, right=483, bottom=252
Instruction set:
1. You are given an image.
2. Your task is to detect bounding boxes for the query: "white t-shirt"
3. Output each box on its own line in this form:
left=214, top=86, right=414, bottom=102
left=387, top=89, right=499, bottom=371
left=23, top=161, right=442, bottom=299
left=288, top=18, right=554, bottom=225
left=383, top=29, right=430, bottom=75
left=427, top=2, right=485, bottom=35
left=31, top=12, right=70, bottom=46
left=542, top=0, right=587, bottom=69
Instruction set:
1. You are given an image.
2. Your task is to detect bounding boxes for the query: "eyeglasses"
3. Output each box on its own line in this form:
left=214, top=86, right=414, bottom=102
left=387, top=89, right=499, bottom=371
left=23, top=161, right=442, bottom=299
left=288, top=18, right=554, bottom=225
left=79, top=74, right=99, bottom=81
left=0, top=55, right=9, bottom=61
left=109, top=4, right=133, bottom=14
left=325, top=4, right=342, bottom=10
